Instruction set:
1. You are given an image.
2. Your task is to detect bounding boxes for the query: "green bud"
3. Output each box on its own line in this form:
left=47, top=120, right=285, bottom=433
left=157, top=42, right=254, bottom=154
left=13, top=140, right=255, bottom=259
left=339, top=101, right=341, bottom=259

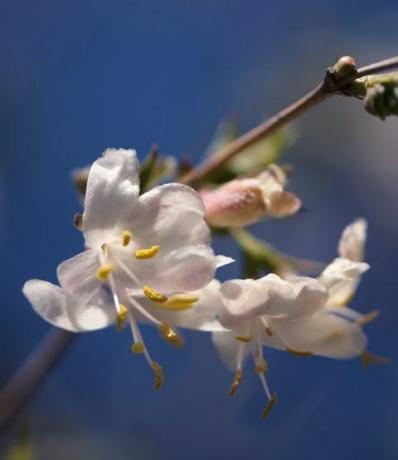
left=334, top=56, right=357, bottom=79
left=364, top=82, right=398, bottom=120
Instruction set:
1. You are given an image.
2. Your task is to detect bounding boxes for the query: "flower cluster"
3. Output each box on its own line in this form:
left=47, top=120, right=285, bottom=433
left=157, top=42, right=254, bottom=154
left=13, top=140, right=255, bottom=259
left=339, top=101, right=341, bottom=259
left=23, top=148, right=381, bottom=419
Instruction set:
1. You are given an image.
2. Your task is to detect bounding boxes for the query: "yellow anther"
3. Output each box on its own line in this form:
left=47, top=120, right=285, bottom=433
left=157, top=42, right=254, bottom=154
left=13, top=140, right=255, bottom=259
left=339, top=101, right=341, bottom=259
left=261, top=393, right=278, bottom=420
left=96, top=263, right=113, bottom=281
left=116, top=304, right=128, bottom=331
left=122, top=230, right=133, bottom=247
left=255, top=359, right=268, bottom=374
left=154, top=294, right=199, bottom=311
left=159, top=323, right=184, bottom=348
left=131, top=342, right=145, bottom=354
left=143, top=286, right=168, bottom=303
left=236, top=335, right=251, bottom=343
left=135, top=245, right=160, bottom=259
left=265, top=327, right=273, bottom=337
left=356, top=309, right=380, bottom=327
left=286, top=347, right=313, bottom=357
left=229, top=369, right=243, bottom=397
left=152, top=362, right=164, bottom=390
left=73, top=213, right=83, bottom=231
left=361, top=350, right=388, bottom=369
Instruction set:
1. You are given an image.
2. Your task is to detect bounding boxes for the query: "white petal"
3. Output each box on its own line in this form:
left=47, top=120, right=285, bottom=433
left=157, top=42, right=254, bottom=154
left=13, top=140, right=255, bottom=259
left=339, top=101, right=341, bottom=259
left=57, top=250, right=100, bottom=302
left=338, top=218, right=367, bottom=262
left=219, top=279, right=271, bottom=328
left=212, top=330, right=250, bottom=370
left=126, top=183, right=211, bottom=251
left=82, top=149, right=140, bottom=249
left=320, top=257, right=369, bottom=307
left=23, top=280, right=115, bottom=332
left=219, top=274, right=316, bottom=328
left=265, top=312, right=367, bottom=358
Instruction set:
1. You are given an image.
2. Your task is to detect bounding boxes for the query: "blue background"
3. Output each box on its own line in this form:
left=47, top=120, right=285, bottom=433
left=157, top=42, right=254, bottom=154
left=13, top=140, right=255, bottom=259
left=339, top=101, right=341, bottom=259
left=1, top=1, right=398, bottom=458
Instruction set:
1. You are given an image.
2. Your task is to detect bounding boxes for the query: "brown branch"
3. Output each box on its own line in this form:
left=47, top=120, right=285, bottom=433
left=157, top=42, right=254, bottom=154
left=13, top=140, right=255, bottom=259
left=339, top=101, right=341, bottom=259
left=180, top=56, right=398, bottom=187
left=0, top=329, right=74, bottom=433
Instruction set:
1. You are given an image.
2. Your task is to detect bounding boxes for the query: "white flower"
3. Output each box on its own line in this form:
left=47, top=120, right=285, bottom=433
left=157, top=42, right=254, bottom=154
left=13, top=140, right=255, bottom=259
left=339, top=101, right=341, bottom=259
left=212, top=273, right=370, bottom=419
left=23, top=149, right=231, bottom=388
left=320, top=219, right=369, bottom=307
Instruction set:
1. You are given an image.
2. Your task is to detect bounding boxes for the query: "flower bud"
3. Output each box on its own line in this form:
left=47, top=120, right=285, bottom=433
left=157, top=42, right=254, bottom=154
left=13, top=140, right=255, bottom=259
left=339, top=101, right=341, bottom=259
left=334, top=56, right=357, bottom=79
left=199, top=165, right=301, bottom=228
left=364, top=82, right=398, bottom=120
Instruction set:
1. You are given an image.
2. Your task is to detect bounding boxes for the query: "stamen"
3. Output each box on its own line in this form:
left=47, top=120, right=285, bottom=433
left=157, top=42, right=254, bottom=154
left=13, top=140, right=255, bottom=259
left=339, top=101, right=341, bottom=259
left=153, top=294, right=199, bottom=311
left=116, top=304, right=128, bottom=331
left=152, top=362, right=164, bottom=390
left=261, top=393, right=278, bottom=420
left=135, top=245, right=160, bottom=259
left=143, top=285, right=168, bottom=303
left=131, top=342, right=145, bottom=354
left=361, top=350, right=388, bottom=369
left=236, top=335, right=251, bottom=343
left=356, top=309, right=380, bottom=327
left=159, top=323, right=184, bottom=348
left=122, top=230, right=133, bottom=247
left=286, top=347, right=313, bottom=357
left=255, top=359, right=268, bottom=374
left=96, top=263, right=113, bottom=281
left=229, top=369, right=242, bottom=397
left=73, top=213, right=83, bottom=231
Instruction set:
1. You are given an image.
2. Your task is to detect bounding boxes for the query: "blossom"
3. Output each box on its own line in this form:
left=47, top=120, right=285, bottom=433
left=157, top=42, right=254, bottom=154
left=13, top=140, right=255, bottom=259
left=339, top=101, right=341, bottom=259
left=23, top=148, right=231, bottom=388
left=211, top=266, right=377, bottom=418
left=199, top=164, right=301, bottom=228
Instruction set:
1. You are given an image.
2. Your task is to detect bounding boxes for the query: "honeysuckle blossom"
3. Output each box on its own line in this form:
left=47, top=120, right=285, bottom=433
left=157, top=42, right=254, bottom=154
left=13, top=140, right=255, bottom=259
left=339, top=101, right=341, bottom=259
left=199, top=164, right=301, bottom=228
left=23, top=149, right=231, bottom=388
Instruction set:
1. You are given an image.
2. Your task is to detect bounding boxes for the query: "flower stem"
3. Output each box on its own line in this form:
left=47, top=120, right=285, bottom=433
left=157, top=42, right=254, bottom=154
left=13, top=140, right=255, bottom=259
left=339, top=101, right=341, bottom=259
left=180, top=56, right=398, bottom=187
left=0, top=329, right=74, bottom=433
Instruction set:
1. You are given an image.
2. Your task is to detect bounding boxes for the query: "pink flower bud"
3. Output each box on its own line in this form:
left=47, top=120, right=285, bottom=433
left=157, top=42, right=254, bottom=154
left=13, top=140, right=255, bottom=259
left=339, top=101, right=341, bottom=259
left=199, top=165, right=301, bottom=227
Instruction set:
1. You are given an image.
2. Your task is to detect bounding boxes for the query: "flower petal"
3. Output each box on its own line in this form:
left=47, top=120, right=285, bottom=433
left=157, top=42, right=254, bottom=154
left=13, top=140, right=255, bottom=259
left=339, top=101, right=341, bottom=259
left=23, top=280, right=115, bottom=332
left=338, top=218, right=367, bottom=262
left=136, top=245, right=220, bottom=293
left=126, top=183, right=211, bottom=251
left=57, top=250, right=100, bottom=302
left=320, top=257, right=369, bottom=307
left=83, top=149, right=140, bottom=249
left=265, top=312, right=367, bottom=358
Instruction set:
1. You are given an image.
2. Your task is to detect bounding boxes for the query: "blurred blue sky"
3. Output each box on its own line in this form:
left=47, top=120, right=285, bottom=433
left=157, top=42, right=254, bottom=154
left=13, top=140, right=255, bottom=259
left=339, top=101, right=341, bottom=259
left=1, top=1, right=398, bottom=459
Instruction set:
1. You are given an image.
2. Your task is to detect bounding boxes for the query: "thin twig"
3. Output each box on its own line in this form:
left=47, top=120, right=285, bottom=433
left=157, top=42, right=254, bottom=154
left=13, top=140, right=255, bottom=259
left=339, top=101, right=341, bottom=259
left=180, top=56, right=398, bottom=186
left=0, top=329, right=74, bottom=433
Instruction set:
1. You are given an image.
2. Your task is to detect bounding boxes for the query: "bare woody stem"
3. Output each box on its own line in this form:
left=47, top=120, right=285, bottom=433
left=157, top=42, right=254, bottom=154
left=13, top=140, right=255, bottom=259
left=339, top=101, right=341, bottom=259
left=1, top=55, right=397, bottom=434
left=0, top=329, right=74, bottom=433
left=180, top=56, right=398, bottom=187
